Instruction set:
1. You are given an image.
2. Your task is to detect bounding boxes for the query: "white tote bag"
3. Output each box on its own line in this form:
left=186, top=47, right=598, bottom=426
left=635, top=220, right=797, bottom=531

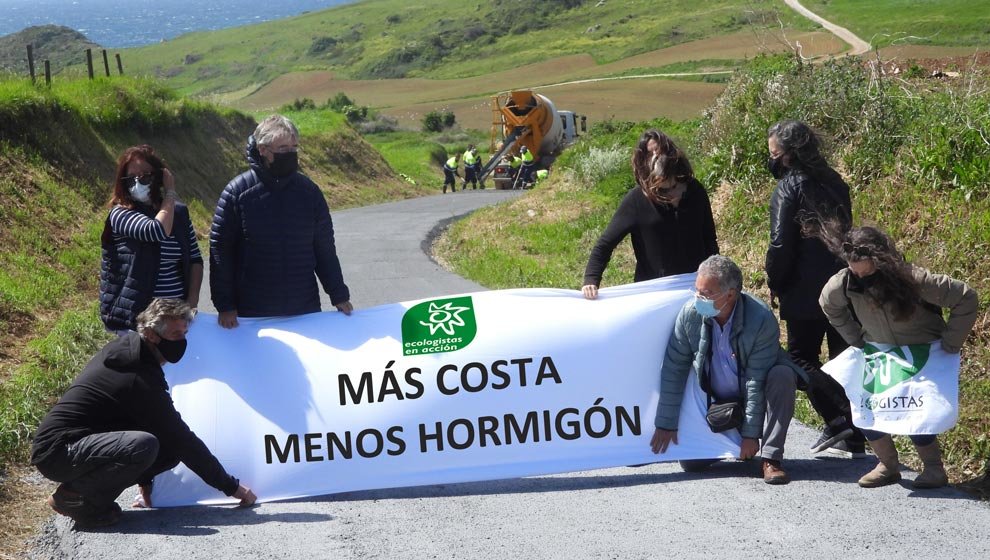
left=821, top=341, right=960, bottom=435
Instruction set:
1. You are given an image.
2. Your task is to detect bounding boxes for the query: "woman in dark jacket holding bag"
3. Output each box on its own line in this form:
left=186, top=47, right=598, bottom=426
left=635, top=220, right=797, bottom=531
left=99, top=145, right=203, bottom=333
left=582, top=130, right=718, bottom=299
left=764, top=120, right=864, bottom=456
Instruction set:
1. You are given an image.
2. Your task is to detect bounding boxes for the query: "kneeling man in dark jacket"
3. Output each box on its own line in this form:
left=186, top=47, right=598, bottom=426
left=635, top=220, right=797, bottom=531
left=649, top=255, right=806, bottom=484
left=31, top=298, right=255, bottom=527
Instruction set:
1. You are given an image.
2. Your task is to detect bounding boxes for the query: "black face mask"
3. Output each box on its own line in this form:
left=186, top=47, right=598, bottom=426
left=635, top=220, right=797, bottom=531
left=156, top=337, right=188, bottom=363
left=268, top=151, right=299, bottom=178
left=853, top=271, right=879, bottom=289
left=766, top=156, right=786, bottom=179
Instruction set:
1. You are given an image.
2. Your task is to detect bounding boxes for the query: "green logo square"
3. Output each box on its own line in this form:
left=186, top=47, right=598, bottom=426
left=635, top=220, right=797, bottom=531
left=862, top=343, right=930, bottom=394
left=401, top=296, right=477, bottom=356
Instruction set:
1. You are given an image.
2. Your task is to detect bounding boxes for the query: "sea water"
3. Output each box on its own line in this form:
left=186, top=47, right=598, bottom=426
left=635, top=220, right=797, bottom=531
left=0, top=0, right=352, bottom=48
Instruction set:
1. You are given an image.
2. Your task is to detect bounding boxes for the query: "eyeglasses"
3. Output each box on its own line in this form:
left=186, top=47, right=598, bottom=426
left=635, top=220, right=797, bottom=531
left=694, top=289, right=724, bottom=300
left=121, top=172, right=155, bottom=188
left=842, top=242, right=872, bottom=257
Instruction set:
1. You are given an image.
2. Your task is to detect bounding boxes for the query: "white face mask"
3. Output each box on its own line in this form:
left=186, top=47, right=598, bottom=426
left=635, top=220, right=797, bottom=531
left=129, top=180, right=152, bottom=203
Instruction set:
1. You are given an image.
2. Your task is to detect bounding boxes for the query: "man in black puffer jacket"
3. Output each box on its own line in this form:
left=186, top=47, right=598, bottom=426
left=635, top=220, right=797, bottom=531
left=209, top=115, right=352, bottom=328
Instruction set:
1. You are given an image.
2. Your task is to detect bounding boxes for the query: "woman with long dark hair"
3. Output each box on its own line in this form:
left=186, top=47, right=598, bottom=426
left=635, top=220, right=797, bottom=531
left=99, top=145, right=203, bottom=332
left=819, top=226, right=978, bottom=488
left=764, top=120, right=865, bottom=456
left=582, top=129, right=718, bottom=299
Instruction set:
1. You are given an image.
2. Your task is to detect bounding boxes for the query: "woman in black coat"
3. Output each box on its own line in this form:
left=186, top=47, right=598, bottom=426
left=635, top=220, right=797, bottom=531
left=765, top=119, right=862, bottom=455
left=581, top=130, right=718, bottom=299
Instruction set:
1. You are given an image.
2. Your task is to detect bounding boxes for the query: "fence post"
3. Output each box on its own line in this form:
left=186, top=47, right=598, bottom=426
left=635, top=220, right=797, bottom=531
left=115, top=53, right=124, bottom=75
left=27, top=44, right=36, bottom=83
left=44, top=60, right=51, bottom=87
left=102, top=49, right=110, bottom=77
left=86, top=48, right=94, bottom=79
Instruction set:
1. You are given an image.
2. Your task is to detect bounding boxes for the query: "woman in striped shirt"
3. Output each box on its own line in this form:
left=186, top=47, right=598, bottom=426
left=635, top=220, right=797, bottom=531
left=99, top=145, right=203, bottom=332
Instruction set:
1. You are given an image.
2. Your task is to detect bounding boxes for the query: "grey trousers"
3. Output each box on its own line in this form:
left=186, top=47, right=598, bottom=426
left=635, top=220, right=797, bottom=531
left=35, top=431, right=159, bottom=507
left=759, top=364, right=797, bottom=461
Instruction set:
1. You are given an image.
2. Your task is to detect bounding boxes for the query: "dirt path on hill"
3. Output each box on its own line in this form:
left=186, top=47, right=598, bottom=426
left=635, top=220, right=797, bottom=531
left=784, top=0, right=871, bottom=55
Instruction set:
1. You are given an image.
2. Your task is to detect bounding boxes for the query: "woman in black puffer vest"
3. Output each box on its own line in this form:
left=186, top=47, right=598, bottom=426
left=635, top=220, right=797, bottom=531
left=100, top=145, right=202, bottom=332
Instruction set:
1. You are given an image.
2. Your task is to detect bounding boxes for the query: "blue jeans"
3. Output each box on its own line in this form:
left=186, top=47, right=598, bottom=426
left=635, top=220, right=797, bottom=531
left=861, top=429, right=936, bottom=446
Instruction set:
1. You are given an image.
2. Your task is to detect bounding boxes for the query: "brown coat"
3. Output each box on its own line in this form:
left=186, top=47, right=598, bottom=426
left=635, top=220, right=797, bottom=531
left=820, top=265, right=979, bottom=353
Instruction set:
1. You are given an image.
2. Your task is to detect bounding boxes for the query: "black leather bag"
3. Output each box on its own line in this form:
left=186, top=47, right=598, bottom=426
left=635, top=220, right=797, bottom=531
left=705, top=400, right=743, bottom=433
left=702, top=348, right=745, bottom=433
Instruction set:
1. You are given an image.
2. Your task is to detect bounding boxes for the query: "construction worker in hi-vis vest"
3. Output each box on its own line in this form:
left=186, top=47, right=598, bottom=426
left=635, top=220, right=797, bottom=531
left=462, top=145, right=478, bottom=189
left=520, top=145, right=535, bottom=187
left=443, top=154, right=460, bottom=193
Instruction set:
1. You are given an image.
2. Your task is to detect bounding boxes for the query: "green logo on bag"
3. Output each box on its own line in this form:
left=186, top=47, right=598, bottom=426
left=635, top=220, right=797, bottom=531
left=862, top=343, right=930, bottom=394
left=401, top=296, right=477, bottom=356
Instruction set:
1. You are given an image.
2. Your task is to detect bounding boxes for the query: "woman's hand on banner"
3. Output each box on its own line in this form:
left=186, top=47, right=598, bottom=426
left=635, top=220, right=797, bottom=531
left=581, top=285, right=599, bottom=300
left=650, top=428, right=678, bottom=454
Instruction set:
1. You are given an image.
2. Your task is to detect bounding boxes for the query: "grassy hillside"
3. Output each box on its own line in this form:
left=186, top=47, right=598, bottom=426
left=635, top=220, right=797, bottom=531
left=116, top=0, right=813, bottom=96
left=803, top=0, right=990, bottom=48
left=0, top=25, right=100, bottom=75
left=435, top=55, right=990, bottom=483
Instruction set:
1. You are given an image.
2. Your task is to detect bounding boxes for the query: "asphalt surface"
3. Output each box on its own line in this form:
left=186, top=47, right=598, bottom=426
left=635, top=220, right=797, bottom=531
left=31, top=189, right=990, bottom=559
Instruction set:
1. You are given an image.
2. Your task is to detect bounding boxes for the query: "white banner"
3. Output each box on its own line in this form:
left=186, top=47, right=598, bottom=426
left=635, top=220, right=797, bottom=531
left=821, top=341, right=960, bottom=435
left=151, top=275, right=742, bottom=507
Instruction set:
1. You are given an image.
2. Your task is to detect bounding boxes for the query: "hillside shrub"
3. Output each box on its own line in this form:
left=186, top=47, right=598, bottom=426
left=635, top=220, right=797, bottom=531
left=342, top=104, right=368, bottom=124
left=308, top=36, right=338, bottom=56
left=422, top=110, right=457, bottom=133
left=575, top=143, right=627, bottom=187
left=356, top=114, right=399, bottom=134
left=280, top=97, right=318, bottom=112
left=325, top=92, right=354, bottom=112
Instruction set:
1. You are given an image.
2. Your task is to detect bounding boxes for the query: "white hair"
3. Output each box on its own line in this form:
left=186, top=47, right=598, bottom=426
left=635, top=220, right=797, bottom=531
left=254, top=114, right=299, bottom=147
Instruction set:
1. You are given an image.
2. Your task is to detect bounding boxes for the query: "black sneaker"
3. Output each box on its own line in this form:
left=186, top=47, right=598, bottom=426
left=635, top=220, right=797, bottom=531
left=820, top=438, right=868, bottom=459
left=810, top=425, right=854, bottom=453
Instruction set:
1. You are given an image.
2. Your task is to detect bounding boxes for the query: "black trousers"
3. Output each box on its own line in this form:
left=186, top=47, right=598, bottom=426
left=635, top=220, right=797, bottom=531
left=786, top=318, right=864, bottom=441
left=34, top=431, right=160, bottom=507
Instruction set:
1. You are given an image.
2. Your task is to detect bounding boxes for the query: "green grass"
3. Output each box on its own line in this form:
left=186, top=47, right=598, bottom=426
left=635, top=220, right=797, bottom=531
left=803, top=0, right=990, bottom=48
left=111, top=0, right=811, bottom=96
left=435, top=57, right=990, bottom=480
left=363, top=128, right=489, bottom=189
left=0, top=307, right=110, bottom=462
left=261, top=106, right=348, bottom=136
left=363, top=130, right=447, bottom=187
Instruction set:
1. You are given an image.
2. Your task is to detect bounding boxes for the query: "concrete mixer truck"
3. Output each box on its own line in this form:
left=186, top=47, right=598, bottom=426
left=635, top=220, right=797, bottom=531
left=478, top=90, right=586, bottom=189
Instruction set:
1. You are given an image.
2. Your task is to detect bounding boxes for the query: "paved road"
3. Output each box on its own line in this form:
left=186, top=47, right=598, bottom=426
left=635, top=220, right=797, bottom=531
left=785, top=0, right=872, bottom=56
left=32, top=190, right=990, bottom=559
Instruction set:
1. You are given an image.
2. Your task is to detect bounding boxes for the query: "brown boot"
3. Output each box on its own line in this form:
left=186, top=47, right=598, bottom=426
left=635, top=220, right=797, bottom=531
left=859, top=435, right=902, bottom=488
left=913, top=440, right=948, bottom=489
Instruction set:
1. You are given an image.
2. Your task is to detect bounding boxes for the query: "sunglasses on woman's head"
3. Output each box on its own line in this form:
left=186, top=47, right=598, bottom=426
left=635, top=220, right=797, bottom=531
left=842, top=242, right=872, bottom=257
